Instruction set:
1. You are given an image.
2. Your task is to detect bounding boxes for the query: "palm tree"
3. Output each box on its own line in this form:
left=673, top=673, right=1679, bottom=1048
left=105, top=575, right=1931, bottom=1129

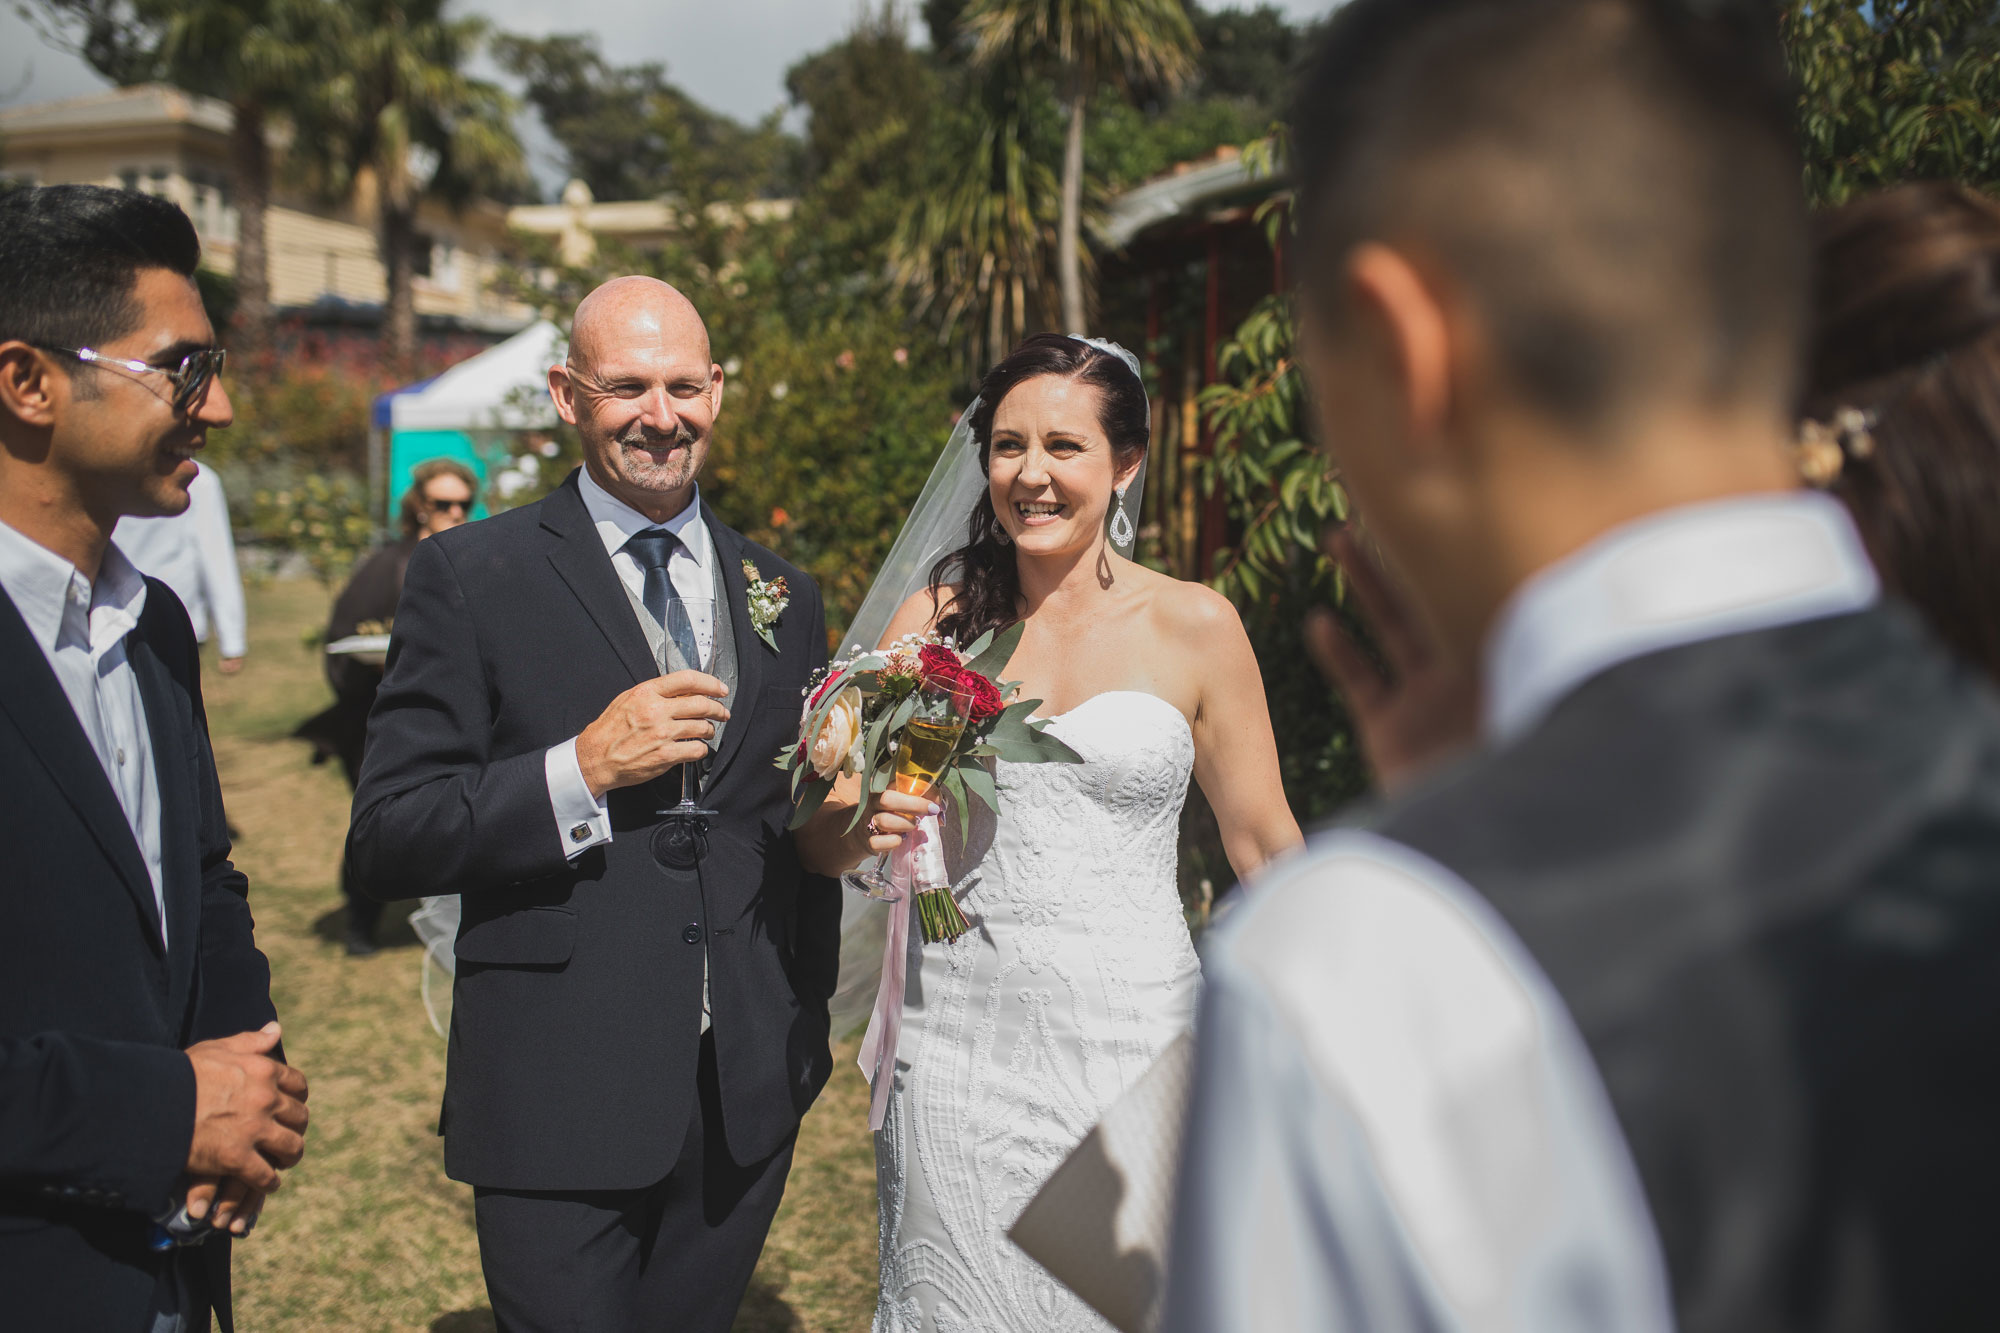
left=891, top=64, right=1063, bottom=378
left=302, top=0, right=524, bottom=374
left=28, top=0, right=322, bottom=358
left=962, top=0, right=1197, bottom=334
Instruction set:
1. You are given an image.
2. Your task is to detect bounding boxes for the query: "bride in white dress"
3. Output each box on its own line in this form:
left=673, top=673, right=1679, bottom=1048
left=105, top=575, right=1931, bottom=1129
left=802, top=334, right=1302, bottom=1332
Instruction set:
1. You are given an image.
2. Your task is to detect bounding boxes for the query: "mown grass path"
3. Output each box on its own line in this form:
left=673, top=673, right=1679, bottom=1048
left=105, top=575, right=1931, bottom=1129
left=210, top=578, right=878, bottom=1331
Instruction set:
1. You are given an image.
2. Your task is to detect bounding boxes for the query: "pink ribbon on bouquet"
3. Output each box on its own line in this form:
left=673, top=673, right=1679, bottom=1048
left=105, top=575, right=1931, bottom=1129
left=858, top=813, right=946, bottom=1132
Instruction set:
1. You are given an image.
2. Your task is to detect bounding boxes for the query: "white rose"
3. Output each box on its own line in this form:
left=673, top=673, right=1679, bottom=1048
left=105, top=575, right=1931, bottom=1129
left=809, top=686, right=864, bottom=781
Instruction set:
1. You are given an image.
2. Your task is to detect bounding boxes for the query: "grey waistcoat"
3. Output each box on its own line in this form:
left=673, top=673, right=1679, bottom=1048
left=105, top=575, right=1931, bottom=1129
left=616, top=542, right=740, bottom=751
left=616, top=536, right=738, bottom=1033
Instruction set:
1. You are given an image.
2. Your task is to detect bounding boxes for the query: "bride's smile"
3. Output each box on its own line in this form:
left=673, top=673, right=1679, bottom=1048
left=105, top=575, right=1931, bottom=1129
left=988, top=373, right=1133, bottom=553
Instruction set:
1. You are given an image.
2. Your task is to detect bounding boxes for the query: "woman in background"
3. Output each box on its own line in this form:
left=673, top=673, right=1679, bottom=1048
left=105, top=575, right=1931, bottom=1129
left=296, top=457, right=478, bottom=954
left=1805, top=181, right=2000, bottom=681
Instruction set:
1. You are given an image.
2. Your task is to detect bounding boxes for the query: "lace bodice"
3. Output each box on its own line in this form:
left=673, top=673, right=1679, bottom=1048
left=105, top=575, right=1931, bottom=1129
left=876, top=691, right=1201, bottom=1332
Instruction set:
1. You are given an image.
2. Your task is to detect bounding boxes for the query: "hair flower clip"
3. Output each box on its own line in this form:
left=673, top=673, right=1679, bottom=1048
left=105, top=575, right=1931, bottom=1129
left=1794, top=406, right=1877, bottom=487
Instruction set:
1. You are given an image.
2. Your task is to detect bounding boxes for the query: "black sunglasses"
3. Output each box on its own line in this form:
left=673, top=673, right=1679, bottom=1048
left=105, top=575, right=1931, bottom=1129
left=426, top=496, right=472, bottom=514
left=39, top=344, right=227, bottom=415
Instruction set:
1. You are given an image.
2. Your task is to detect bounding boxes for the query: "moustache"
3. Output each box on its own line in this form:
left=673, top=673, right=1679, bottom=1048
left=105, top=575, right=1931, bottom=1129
left=618, top=423, right=699, bottom=451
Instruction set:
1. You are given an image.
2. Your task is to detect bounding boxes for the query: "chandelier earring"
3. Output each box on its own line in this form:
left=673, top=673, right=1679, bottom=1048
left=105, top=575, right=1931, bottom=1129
left=1108, top=484, right=1136, bottom=549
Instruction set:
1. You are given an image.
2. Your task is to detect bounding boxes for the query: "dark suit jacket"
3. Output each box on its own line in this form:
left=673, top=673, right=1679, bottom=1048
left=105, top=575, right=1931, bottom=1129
left=347, top=471, right=839, bottom=1189
left=0, top=576, right=278, bottom=1332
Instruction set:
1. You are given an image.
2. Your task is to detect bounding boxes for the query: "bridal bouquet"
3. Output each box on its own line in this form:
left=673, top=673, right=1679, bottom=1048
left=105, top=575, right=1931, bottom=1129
left=780, top=623, right=1079, bottom=941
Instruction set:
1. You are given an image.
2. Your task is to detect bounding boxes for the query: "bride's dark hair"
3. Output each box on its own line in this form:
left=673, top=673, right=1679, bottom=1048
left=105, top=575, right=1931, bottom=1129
left=930, top=333, right=1152, bottom=645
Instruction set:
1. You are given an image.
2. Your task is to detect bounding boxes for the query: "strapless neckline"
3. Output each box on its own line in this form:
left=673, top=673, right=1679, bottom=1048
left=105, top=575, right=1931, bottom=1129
left=1032, top=688, right=1192, bottom=738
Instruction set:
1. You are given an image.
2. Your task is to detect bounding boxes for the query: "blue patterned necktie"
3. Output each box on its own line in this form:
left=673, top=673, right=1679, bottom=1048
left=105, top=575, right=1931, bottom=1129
left=623, top=528, right=700, bottom=669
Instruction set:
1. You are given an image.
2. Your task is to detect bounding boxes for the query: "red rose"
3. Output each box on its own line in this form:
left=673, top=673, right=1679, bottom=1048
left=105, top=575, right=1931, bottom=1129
left=808, top=671, right=843, bottom=709
left=960, top=669, right=1005, bottom=720
left=918, top=643, right=962, bottom=677
left=926, top=663, right=1002, bottom=719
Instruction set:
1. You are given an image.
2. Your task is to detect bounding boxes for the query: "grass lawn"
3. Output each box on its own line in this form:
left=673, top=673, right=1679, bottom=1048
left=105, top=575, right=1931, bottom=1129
left=208, top=577, right=879, bottom=1331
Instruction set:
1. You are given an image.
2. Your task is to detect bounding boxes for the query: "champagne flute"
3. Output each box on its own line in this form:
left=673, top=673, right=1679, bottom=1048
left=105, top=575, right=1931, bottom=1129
left=842, top=681, right=976, bottom=901
left=654, top=596, right=719, bottom=866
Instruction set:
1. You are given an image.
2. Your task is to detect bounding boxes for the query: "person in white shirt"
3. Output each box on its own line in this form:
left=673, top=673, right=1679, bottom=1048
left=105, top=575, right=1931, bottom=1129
left=0, top=182, right=307, bottom=1333
left=114, top=460, right=248, bottom=672
left=1167, top=3, right=2000, bottom=1332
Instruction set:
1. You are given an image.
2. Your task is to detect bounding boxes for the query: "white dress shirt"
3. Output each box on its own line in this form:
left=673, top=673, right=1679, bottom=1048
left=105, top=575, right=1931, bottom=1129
left=1166, top=492, right=1879, bottom=1333
left=0, top=519, right=168, bottom=947
left=543, top=465, right=717, bottom=859
left=114, top=464, right=248, bottom=659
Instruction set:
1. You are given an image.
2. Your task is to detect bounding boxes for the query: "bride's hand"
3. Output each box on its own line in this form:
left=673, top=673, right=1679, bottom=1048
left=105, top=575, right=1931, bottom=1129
left=862, top=789, right=942, bottom=858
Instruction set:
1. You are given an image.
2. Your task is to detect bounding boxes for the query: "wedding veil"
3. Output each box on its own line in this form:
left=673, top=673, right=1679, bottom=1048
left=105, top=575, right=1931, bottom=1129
left=825, top=335, right=1151, bottom=1037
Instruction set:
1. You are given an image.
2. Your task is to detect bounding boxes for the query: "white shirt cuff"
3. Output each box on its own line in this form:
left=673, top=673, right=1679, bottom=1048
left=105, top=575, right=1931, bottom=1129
left=546, top=737, right=612, bottom=859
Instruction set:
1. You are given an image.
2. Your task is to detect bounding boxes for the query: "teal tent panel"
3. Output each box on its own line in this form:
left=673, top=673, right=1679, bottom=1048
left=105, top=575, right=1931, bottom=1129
left=387, top=431, right=491, bottom=525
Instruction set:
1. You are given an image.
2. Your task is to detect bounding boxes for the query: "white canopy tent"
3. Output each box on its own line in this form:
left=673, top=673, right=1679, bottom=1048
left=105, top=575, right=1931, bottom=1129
left=367, top=319, right=567, bottom=526
left=388, top=318, right=566, bottom=432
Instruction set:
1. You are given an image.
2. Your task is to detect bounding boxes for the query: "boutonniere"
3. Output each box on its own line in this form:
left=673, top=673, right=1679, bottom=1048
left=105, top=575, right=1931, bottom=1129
left=743, top=560, right=789, bottom=651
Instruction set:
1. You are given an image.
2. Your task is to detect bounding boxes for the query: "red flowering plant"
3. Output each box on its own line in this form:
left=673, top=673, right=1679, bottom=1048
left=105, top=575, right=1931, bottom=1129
left=779, top=622, right=1080, bottom=941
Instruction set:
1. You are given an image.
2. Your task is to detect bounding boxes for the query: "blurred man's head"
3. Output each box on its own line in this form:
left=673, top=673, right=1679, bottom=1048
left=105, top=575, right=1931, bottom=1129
left=548, top=275, right=723, bottom=524
left=399, top=458, right=480, bottom=540
left=0, top=185, right=233, bottom=566
left=1290, top=0, right=1807, bottom=658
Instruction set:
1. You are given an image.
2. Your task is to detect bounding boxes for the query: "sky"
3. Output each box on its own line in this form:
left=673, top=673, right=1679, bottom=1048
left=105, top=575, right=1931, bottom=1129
left=3, top=0, right=1339, bottom=174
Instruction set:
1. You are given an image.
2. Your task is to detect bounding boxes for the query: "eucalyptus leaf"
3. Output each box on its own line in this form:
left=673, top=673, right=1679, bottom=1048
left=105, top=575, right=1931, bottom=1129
left=787, top=777, right=834, bottom=830
left=960, top=764, right=999, bottom=813
left=961, top=625, right=998, bottom=661
left=983, top=731, right=1081, bottom=763
left=964, top=620, right=1026, bottom=681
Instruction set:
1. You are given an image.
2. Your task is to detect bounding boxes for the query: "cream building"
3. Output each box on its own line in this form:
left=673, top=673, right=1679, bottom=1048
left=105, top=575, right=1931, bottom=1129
left=508, top=177, right=794, bottom=267
left=0, top=84, right=535, bottom=333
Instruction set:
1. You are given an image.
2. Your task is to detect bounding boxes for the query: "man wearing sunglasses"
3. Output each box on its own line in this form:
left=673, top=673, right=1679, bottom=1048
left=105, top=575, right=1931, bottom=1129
left=0, top=184, right=307, bottom=1331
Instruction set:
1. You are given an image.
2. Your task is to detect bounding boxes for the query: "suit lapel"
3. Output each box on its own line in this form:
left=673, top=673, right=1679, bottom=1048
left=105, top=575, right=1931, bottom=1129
left=130, top=626, right=201, bottom=1009
left=703, top=511, right=767, bottom=791
left=0, top=589, right=164, bottom=949
left=541, top=472, right=659, bottom=687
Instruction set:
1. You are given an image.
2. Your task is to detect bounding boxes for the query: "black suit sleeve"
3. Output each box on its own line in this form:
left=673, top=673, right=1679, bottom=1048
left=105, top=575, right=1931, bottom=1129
left=347, top=536, right=572, bottom=901
left=0, top=1033, right=197, bottom=1213
left=789, top=585, right=842, bottom=1008
left=184, top=626, right=279, bottom=1044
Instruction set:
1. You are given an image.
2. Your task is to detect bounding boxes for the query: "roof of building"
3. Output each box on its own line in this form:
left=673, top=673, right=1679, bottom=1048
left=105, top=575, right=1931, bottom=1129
left=1098, top=147, right=1281, bottom=250
left=0, top=83, right=234, bottom=138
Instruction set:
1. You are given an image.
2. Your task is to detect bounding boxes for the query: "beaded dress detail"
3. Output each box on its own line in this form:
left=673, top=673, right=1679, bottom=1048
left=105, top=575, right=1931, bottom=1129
left=873, top=691, right=1200, bottom=1332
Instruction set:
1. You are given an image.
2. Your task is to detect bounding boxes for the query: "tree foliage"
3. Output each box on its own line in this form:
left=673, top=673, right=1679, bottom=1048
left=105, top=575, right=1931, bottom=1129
left=1200, top=294, right=1344, bottom=605
left=295, top=0, right=526, bottom=374
left=495, top=33, right=796, bottom=203
left=26, top=0, right=323, bottom=355
left=962, top=0, right=1198, bottom=332
left=1784, top=0, right=2000, bottom=203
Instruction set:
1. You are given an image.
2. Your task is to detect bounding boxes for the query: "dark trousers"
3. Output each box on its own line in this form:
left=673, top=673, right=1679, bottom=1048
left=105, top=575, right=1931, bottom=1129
left=472, top=1034, right=797, bottom=1333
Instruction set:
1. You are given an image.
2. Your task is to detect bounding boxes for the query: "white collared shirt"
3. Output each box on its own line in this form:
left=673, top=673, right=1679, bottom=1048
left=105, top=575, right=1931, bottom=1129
left=0, top=519, right=168, bottom=947
left=542, top=467, right=717, bottom=860
left=1166, top=491, right=1880, bottom=1333
left=114, top=463, right=248, bottom=659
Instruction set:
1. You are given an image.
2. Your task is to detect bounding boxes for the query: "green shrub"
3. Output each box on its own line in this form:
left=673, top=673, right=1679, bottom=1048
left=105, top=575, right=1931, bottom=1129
left=242, top=470, right=378, bottom=584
